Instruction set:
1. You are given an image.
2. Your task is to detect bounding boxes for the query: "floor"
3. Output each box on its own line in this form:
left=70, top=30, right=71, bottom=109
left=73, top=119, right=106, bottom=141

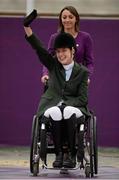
left=0, top=146, right=119, bottom=179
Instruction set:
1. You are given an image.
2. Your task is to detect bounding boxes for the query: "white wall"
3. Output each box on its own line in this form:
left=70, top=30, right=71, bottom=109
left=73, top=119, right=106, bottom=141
left=0, top=0, right=119, bottom=17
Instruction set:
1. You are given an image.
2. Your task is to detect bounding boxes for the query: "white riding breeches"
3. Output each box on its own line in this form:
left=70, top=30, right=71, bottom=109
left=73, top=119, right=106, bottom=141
left=63, top=106, right=83, bottom=119
left=44, top=106, right=83, bottom=121
left=44, top=106, right=62, bottom=121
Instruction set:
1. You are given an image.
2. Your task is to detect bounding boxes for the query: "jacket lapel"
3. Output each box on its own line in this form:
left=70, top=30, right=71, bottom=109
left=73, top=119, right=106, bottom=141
left=69, top=62, right=81, bottom=80
left=58, top=63, right=65, bottom=80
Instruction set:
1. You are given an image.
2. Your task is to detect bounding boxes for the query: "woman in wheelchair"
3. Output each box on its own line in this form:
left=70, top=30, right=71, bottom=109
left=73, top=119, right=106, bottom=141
left=24, top=27, right=90, bottom=169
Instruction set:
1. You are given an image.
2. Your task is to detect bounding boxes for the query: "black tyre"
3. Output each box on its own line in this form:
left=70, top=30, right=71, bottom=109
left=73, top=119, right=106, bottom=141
left=30, top=115, right=40, bottom=175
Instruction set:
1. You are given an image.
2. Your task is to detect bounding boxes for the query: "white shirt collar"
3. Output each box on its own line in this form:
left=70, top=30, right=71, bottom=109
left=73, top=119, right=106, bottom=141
left=63, top=61, right=74, bottom=71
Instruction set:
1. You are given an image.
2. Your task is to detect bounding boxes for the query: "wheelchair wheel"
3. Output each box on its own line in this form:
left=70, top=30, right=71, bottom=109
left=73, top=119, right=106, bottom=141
left=84, top=114, right=94, bottom=178
left=30, top=115, right=40, bottom=176
left=89, top=113, right=98, bottom=177
left=39, top=123, right=47, bottom=163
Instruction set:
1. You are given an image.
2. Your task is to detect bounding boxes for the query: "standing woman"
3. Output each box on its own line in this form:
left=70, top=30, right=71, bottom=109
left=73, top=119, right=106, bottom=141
left=41, top=6, right=94, bottom=84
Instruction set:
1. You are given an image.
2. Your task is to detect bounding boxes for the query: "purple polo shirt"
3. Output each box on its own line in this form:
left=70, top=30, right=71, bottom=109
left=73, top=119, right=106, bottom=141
left=42, top=31, right=94, bottom=78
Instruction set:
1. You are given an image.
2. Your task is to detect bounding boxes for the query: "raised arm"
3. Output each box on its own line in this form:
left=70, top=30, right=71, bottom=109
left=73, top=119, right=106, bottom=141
left=23, top=11, right=54, bottom=71
left=41, top=33, right=57, bottom=83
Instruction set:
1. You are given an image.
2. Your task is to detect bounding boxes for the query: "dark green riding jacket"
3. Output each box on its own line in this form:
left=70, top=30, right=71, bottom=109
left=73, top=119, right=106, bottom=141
left=26, top=34, right=90, bottom=117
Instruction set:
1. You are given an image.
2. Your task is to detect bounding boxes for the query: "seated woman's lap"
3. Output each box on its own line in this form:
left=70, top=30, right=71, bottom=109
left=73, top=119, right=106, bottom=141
left=44, top=105, right=83, bottom=121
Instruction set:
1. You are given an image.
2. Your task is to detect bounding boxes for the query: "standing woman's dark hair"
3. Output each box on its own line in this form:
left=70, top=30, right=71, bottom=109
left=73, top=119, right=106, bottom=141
left=58, top=6, right=80, bottom=32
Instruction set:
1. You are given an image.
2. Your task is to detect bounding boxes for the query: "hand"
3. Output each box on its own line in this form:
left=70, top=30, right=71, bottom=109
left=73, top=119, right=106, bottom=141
left=24, top=26, right=33, bottom=37
left=23, top=9, right=37, bottom=27
left=41, top=75, right=49, bottom=84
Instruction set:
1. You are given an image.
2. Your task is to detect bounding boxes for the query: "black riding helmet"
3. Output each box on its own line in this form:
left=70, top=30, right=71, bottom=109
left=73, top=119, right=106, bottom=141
left=54, top=32, right=77, bottom=51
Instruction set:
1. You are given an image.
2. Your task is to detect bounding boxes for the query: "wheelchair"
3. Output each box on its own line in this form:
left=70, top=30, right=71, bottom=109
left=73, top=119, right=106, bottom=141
left=29, top=110, right=98, bottom=178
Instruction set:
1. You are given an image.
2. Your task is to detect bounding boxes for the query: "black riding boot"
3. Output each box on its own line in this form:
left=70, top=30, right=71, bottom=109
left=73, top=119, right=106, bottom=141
left=51, top=120, right=63, bottom=168
left=63, top=114, right=76, bottom=168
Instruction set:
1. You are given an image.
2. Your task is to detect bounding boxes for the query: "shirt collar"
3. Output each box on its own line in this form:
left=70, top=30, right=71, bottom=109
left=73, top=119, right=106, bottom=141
left=63, top=61, right=74, bottom=71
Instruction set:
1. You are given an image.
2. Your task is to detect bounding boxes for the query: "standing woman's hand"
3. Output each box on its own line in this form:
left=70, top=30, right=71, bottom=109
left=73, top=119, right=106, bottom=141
left=41, top=75, right=49, bottom=84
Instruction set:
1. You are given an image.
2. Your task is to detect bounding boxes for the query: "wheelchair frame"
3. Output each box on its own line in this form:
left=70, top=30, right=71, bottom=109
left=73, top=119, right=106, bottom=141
left=30, top=111, right=98, bottom=178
